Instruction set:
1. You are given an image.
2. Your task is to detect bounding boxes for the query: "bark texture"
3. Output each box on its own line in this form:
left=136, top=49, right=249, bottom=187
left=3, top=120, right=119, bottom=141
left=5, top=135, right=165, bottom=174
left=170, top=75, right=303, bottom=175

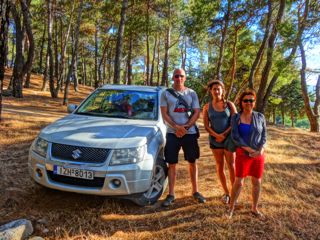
left=113, top=0, right=128, bottom=84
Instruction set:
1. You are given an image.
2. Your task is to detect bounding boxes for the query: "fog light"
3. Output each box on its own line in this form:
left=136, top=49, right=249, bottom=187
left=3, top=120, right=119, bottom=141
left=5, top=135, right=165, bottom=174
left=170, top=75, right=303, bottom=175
left=36, top=168, right=43, bottom=178
left=110, top=179, right=121, bottom=188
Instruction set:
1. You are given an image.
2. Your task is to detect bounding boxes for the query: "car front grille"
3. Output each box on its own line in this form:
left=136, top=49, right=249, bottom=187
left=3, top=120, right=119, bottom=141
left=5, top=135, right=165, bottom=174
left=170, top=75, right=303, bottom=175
left=51, top=143, right=110, bottom=163
left=47, top=171, right=105, bottom=188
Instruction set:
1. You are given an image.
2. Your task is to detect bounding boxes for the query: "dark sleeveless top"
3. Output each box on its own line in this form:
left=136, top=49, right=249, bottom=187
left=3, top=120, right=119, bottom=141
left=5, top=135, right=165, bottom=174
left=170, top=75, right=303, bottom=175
left=208, top=102, right=232, bottom=148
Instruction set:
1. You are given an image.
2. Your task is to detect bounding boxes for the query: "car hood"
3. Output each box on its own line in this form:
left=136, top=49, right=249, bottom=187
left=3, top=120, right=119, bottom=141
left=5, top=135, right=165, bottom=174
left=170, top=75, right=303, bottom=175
left=39, top=114, right=160, bottom=149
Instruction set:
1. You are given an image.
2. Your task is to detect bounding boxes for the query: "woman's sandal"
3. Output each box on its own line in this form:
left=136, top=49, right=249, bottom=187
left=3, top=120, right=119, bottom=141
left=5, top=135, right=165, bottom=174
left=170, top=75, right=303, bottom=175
left=226, top=209, right=234, bottom=219
left=250, top=211, right=264, bottom=218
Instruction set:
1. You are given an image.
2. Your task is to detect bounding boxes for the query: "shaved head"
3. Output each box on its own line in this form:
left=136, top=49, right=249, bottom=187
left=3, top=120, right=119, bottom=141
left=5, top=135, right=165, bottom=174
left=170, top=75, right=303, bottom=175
left=173, top=68, right=186, bottom=77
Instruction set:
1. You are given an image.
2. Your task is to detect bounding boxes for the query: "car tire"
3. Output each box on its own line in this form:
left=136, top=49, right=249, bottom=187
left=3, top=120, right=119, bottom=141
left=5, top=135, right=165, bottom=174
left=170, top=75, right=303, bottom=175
left=131, top=157, right=168, bottom=206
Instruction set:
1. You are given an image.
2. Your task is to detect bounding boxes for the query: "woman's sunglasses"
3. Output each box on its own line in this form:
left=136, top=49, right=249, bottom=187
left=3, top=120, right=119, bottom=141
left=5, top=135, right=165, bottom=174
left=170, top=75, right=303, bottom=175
left=242, top=99, right=255, bottom=103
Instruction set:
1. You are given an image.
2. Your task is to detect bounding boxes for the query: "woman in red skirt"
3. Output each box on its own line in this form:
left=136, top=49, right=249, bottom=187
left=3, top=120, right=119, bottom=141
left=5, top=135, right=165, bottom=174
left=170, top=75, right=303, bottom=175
left=228, top=89, right=267, bottom=218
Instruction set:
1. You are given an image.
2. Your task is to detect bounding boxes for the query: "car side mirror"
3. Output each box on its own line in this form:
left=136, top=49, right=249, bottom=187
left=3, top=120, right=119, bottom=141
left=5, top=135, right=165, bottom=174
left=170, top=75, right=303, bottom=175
left=67, top=104, right=78, bottom=113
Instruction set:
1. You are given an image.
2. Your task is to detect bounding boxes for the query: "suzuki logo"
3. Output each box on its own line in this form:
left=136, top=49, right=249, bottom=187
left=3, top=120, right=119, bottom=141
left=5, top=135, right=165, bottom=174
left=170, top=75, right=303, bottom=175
left=72, top=149, right=82, bottom=159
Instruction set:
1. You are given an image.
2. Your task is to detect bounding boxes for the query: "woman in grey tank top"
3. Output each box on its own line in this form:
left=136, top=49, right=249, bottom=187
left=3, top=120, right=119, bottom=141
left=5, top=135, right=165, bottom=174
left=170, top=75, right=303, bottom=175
left=203, top=80, right=237, bottom=204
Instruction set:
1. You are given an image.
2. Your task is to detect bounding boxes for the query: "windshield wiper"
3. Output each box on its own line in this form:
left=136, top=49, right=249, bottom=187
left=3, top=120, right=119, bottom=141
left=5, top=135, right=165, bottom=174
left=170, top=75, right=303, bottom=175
left=75, top=112, right=98, bottom=116
left=105, top=115, right=131, bottom=119
left=76, top=112, right=132, bottom=119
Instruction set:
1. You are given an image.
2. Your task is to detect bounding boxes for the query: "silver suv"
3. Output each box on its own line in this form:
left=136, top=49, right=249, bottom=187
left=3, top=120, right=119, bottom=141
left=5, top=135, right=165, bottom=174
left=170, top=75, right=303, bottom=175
left=28, top=85, right=168, bottom=206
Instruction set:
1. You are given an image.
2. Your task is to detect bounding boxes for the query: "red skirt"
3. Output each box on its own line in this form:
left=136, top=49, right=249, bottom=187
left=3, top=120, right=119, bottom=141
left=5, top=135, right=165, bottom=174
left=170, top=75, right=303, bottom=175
left=235, top=148, right=265, bottom=178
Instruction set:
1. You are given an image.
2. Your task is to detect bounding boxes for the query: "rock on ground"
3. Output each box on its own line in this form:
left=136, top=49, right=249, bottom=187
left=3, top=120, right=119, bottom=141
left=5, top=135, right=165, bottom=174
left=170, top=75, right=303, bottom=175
left=0, top=219, right=33, bottom=240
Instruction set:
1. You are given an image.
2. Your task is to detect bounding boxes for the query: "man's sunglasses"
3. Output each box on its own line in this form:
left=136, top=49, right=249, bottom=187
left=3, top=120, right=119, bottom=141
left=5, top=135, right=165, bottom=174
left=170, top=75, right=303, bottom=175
left=242, top=99, right=255, bottom=103
left=174, top=74, right=184, bottom=78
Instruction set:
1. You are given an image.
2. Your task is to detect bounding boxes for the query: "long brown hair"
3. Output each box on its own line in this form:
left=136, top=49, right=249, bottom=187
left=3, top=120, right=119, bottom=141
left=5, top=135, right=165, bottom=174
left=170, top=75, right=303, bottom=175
left=207, top=79, right=226, bottom=103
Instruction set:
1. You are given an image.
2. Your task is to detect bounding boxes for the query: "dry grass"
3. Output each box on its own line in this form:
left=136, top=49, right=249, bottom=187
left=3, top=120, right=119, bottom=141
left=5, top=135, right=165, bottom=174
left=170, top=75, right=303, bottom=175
left=1, top=69, right=319, bottom=240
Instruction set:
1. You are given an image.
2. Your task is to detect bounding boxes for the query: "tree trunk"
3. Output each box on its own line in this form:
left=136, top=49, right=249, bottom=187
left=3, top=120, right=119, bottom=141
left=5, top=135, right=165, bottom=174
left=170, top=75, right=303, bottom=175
left=232, top=79, right=248, bottom=103
left=94, top=24, right=99, bottom=88
left=216, top=0, right=231, bottom=81
left=300, top=42, right=319, bottom=132
left=55, top=0, right=75, bottom=95
left=21, top=0, right=34, bottom=89
left=248, top=0, right=272, bottom=89
left=38, top=23, right=46, bottom=74
left=108, top=47, right=113, bottom=84
left=145, top=0, right=150, bottom=85
left=72, top=45, right=78, bottom=92
left=4, top=36, right=8, bottom=68
left=53, top=15, right=59, bottom=86
left=161, top=0, right=172, bottom=87
left=102, top=58, right=106, bottom=84
left=10, top=30, right=14, bottom=68
left=89, top=64, right=93, bottom=87
left=156, top=37, right=160, bottom=86
left=63, top=0, right=84, bottom=105
left=82, top=56, right=87, bottom=86
left=256, top=0, right=285, bottom=112
left=113, top=0, right=128, bottom=84
left=24, top=71, right=31, bottom=88
left=225, top=28, right=238, bottom=100
left=314, top=75, right=320, bottom=116
left=98, top=33, right=110, bottom=84
left=0, top=0, right=11, bottom=121
left=150, top=34, right=158, bottom=86
left=41, top=48, right=49, bottom=91
left=127, top=32, right=133, bottom=85
left=259, top=0, right=309, bottom=113
left=11, top=3, right=24, bottom=98
left=161, top=25, right=171, bottom=86
left=47, top=0, right=56, bottom=98
left=290, top=112, right=294, bottom=128
left=272, top=107, right=276, bottom=124
left=181, top=36, right=187, bottom=70
left=281, top=105, right=285, bottom=126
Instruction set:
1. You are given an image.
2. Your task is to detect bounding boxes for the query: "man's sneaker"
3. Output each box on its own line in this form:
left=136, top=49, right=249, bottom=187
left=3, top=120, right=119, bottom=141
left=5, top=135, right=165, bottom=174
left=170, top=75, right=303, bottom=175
left=193, top=192, right=206, bottom=203
left=221, top=194, right=230, bottom=204
left=162, top=194, right=175, bottom=207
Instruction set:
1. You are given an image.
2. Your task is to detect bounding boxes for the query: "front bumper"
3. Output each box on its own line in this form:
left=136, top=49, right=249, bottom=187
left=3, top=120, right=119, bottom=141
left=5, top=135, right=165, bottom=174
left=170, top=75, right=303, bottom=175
left=28, top=148, right=153, bottom=196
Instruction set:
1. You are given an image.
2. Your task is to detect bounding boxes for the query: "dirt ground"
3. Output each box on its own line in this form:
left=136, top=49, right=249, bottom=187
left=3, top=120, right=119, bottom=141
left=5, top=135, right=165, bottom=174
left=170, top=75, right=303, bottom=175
left=1, top=70, right=320, bottom=240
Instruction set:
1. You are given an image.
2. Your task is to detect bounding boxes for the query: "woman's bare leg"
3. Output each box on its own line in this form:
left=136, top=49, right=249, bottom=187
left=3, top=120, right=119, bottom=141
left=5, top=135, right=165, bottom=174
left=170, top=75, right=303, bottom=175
left=224, top=150, right=235, bottom=188
left=228, top=177, right=244, bottom=217
left=212, top=149, right=229, bottom=195
left=251, top=177, right=262, bottom=213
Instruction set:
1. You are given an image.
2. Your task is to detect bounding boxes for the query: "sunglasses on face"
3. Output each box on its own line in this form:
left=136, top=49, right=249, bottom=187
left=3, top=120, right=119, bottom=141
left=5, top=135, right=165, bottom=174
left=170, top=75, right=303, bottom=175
left=174, top=74, right=185, bottom=78
left=242, top=99, right=255, bottom=103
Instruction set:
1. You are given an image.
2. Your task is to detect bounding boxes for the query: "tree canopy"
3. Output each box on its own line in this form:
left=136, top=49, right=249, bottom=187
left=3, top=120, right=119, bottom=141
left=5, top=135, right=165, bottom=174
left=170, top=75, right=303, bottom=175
left=0, top=0, right=319, bottom=130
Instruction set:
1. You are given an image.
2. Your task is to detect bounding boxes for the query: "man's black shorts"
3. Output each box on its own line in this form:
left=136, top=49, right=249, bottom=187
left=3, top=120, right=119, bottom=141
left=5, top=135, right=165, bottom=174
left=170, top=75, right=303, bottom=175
left=164, top=133, right=200, bottom=164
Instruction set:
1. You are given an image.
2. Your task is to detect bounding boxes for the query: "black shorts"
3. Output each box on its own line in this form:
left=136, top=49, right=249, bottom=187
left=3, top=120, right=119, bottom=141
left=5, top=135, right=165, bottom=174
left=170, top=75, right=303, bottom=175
left=210, top=144, right=225, bottom=149
left=209, top=135, right=225, bottom=149
left=164, top=133, right=200, bottom=164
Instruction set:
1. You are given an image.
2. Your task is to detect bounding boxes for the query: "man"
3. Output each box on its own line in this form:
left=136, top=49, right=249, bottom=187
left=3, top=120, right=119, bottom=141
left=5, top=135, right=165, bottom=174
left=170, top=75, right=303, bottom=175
left=160, top=68, right=206, bottom=207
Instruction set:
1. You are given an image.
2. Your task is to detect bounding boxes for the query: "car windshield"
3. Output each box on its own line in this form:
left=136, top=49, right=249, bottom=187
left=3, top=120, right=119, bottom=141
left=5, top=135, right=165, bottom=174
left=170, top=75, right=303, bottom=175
left=76, top=89, right=158, bottom=120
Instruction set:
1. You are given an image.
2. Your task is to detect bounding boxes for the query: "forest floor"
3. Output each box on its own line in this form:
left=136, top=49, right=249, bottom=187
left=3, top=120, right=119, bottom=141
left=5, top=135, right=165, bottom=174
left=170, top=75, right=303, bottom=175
left=1, top=69, right=320, bottom=240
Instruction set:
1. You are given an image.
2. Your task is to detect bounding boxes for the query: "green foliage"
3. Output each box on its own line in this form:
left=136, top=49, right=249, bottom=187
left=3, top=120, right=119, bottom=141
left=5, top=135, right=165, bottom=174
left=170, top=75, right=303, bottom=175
left=6, top=0, right=319, bottom=129
left=276, top=79, right=305, bottom=122
left=184, top=0, right=219, bottom=42
left=281, top=116, right=310, bottom=129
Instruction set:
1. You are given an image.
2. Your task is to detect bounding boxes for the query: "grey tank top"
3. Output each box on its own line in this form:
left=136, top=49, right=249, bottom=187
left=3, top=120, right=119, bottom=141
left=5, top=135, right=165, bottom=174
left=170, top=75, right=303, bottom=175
left=208, top=102, right=231, bottom=134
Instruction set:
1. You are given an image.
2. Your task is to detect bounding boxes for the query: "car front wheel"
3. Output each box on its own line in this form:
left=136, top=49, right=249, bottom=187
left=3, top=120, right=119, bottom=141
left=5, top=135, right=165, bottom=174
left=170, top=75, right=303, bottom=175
left=131, top=157, right=168, bottom=206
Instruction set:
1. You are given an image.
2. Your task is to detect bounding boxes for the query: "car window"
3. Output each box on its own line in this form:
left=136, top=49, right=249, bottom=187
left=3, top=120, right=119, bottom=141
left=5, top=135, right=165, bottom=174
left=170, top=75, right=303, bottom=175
left=76, top=89, right=158, bottom=120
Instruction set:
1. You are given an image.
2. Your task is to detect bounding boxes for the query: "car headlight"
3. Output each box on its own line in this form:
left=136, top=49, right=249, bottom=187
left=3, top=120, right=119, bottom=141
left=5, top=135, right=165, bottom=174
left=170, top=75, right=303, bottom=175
left=110, top=145, right=146, bottom=166
left=32, top=137, right=48, bottom=158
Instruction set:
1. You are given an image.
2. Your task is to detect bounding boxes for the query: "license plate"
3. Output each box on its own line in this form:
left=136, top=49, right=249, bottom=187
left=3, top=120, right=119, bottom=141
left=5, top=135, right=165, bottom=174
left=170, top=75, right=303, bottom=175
left=53, top=165, right=94, bottom=180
